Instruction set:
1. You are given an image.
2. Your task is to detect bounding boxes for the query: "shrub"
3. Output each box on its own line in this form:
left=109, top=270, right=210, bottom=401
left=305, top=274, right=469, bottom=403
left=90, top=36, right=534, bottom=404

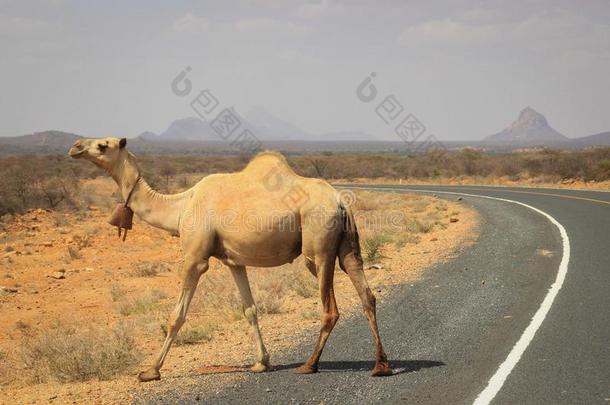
left=110, top=284, right=127, bottom=302
left=416, top=220, right=433, bottom=233
left=118, top=289, right=167, bottom=316
left=1, top=148, right=609, bottom=217
left=363, top=233, right=390, bottom=261
left=67, top=246, right=82, bottom=260
left=0, top=156, right=87, bottom=215
left=0, top=350, right=13, bottom=385
left=393, top=233, right=421, bottom=248
left=131, top=262, right=171, bottom=278
left=21, top=322, right=141, bottom=383
left=291, top=272, right=318, bottom=298
left=161, top=323, right=217, bottom=345
left=405, top=219, right=433, bottom=234
left=253, top=278, right=285, bottom=314
left=300, top=309, right=318, bottom=320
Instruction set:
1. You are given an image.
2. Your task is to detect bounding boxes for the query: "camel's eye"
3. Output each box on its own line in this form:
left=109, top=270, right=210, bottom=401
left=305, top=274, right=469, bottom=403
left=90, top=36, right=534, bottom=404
left=98, top=143, right=109, bottom=152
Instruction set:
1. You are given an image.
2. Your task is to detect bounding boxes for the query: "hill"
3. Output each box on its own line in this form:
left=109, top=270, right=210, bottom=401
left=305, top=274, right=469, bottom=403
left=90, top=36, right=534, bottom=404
left=0, top=131, right=82, bottom=153
left=485, top=107, right=568, bottom=146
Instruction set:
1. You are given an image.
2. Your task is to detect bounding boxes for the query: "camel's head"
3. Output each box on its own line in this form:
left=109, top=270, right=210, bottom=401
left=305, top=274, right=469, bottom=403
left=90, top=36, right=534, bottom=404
left=69, top=137, right=128, bottom=170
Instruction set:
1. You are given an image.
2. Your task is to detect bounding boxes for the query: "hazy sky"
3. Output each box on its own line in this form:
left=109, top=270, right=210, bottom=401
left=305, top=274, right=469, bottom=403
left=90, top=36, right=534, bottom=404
left=1, top=0, right=609, bottom=140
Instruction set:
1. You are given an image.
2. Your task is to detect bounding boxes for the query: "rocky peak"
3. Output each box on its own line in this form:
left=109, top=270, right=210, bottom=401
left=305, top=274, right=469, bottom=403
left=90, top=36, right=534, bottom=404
left=485, top=106, right=567, bottom=145
left=513, top=106, right=548, bottom=129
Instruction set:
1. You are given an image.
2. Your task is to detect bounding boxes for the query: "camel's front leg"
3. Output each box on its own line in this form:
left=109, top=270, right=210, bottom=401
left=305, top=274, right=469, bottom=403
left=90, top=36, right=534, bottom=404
left=138, top=257, right=209, bottom=382
left=229, top=265, right=270, bottom=372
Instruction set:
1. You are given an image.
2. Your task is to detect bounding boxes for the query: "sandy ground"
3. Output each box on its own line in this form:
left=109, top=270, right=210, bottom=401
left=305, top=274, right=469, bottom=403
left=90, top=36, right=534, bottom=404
left=0, top=182, right=478, bottom=404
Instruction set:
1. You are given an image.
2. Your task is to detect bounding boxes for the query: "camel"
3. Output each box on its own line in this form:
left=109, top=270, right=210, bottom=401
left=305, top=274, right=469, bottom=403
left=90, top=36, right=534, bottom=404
left=69, top=137, right=392, bottom=381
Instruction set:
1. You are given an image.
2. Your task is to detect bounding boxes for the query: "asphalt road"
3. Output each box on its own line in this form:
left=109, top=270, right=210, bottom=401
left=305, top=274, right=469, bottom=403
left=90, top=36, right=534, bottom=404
left=145, top=185, right=609, bottom=405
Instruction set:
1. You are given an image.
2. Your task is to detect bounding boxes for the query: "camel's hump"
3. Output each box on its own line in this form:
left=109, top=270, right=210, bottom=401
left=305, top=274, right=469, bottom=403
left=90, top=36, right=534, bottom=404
left=242, top=150, right=296, bottom=176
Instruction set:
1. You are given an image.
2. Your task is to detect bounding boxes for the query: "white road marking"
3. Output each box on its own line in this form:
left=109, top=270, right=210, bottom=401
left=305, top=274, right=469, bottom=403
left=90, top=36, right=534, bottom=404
left=343, top=186, right=571, bottom=405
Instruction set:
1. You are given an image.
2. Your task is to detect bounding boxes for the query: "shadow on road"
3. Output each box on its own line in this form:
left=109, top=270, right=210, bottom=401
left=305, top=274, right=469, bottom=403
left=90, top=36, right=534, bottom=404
left=193, top=360, right=445, bottom=376
left=273, top=359, right=445, bottom=376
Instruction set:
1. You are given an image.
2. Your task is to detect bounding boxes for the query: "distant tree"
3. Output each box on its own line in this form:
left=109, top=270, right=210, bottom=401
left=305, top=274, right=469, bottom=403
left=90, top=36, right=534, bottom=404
left=159, top=162, right=176, bottom=192
left=305, top=157, right=328, bottom=178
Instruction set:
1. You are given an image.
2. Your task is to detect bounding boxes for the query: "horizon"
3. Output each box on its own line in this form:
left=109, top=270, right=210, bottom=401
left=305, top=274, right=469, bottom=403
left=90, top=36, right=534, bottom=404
left=4, top=105, right=607, bottom=143
left=1, top=1, right=609, bottom=141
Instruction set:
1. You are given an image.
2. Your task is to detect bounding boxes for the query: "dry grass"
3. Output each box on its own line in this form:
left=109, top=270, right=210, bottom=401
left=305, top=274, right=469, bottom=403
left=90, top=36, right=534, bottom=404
left=67, top=245, right=82, bottom=260
left=291, top=272, right=318, bottom=298
left=20, top=322, right=141, bottom=383
left=393, top=233, right=421, bottom=248
left=118, top=289, right=168, bottom=316
left=350, top=190, right=454, bottom=263
left=0, top=350, right=12, bottom=385
left=363, top=233, right=390, bottom=261
left=110, top=283, right=128, bottom=302
left=189, top=261, right=319, bottom=322
left=161, top=324, right=218, bottom=346
left=300, top=309, right=318, bottom=320
left=252, top=277, right=286, bottom=314
left=131, top=262, right=172, bottom=278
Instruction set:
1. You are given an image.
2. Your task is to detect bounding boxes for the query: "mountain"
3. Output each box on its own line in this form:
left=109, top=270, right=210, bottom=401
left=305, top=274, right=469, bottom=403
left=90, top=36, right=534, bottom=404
left=0, top=130, right=83, bottom=153
left=244, top=106, right=313, bottom=141
left=158, top=117, right=218, bottom=141
left=1, top=107, right=609, bottom=154
left=148, top=107, right=313, bottom=142
left=568, top=131, right=610, bottom=148
left=485, top=107, right=568, bottom=145
left=0, top=130, right=82, bottom=146
left=136, top=131, right=159, bottom=141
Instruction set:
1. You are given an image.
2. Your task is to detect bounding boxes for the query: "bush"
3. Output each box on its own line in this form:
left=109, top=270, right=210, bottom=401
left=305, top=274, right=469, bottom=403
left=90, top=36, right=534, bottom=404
left=161, top=324, right=217, bottom=345
left=363, top=233, right=390, bottom=261
left=118, top=289, right=167, bottom=316
left=253, top=277, right=285, bottom=314
left=131, top=262, right=171, bottom=278
left=404, top=218, right=433, bottom=234
left=110, top=284, right=127, bottom=302
left=0, top=155, right=89, bottom=215
left=291, top=271, right=317, bottom=298
left=393, top=233, right=421, bottom=248
left=1, top=148, right=608, bottom=217
left=300, top=309, right=318, bottom=320
left=21, top=322, right=141, bottom=383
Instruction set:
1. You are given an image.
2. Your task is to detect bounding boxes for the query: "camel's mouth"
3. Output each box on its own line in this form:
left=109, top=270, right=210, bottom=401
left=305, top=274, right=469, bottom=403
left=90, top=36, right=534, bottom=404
left=69, top=147, right=86, bottom=158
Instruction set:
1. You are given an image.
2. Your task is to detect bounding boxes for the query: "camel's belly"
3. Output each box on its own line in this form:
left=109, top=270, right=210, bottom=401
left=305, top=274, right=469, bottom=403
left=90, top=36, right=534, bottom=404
left=211, top=198, right=304, bottom=267
left=217, top=228, right=301, bottom=267
left=222, top=247, right=301, bottom=267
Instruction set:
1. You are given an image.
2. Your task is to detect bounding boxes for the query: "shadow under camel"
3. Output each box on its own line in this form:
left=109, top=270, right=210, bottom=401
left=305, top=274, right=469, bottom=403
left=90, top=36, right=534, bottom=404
left=193, top=359, right=445, bottom=376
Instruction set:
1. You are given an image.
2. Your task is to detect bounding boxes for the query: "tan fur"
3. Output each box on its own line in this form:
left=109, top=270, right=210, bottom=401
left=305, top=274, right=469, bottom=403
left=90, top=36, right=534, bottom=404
left=69, top=137, right=392, bottom=381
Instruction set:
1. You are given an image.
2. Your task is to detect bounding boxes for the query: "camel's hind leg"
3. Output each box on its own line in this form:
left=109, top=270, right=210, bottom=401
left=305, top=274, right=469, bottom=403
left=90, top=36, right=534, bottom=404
left=296, top=255, right=339, bottom=374
left=228, top=265, right=270, bottom=372
left=339, top=248, right=392, bottom=377
left=138, top=257, right=208, bottom=382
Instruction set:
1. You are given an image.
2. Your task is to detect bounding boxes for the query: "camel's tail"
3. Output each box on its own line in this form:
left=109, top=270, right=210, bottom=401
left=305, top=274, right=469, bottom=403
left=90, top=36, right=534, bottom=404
left=338, top=203, right=363, bottom=268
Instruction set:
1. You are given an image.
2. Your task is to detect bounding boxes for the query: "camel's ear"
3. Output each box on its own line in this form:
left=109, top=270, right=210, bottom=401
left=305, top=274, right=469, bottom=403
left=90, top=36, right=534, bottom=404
left=119, top=138, right=127, bottom=149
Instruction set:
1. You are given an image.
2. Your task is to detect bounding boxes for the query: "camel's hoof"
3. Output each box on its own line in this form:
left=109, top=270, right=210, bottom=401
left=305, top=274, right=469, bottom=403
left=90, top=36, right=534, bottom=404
left=251, top=362, right=270, bottom=373
left=371, top=362, right=393, bottom=377
left=138, top=368, right=161, bottom=382
left=295, top=364, right=318, bottom=374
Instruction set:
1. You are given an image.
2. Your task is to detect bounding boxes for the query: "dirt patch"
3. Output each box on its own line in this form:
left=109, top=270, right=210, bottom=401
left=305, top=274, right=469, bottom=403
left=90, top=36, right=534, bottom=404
left=0, top=182, right=478, bottom=403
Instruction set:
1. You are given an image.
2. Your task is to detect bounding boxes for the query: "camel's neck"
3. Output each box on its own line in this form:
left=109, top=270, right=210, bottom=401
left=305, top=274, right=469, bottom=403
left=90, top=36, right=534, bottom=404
left=111, top=154, right=193, bottom=234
